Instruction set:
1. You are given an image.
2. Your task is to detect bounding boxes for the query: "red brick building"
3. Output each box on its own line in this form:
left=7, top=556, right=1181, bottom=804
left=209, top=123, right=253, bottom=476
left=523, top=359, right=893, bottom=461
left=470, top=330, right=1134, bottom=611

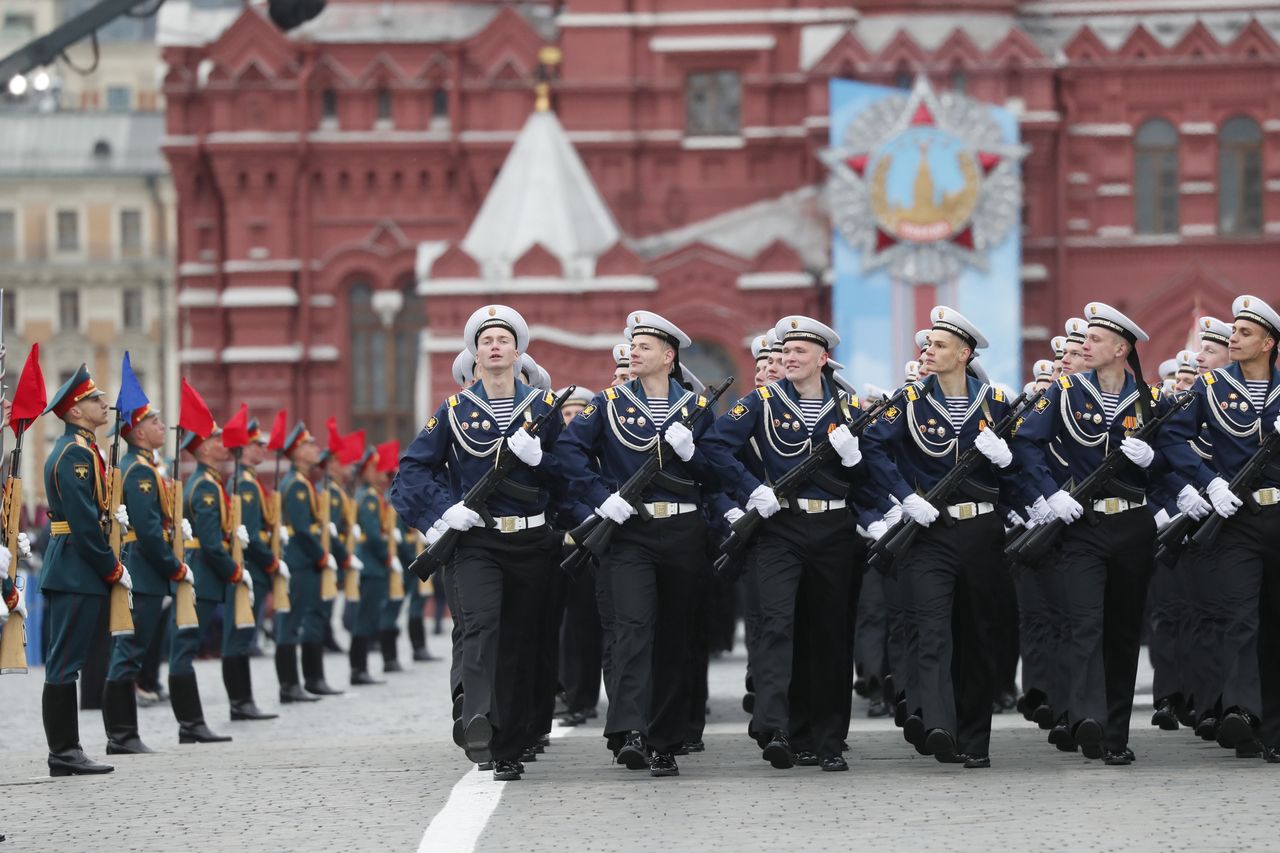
left=157, top=0, right=1280, bottom=442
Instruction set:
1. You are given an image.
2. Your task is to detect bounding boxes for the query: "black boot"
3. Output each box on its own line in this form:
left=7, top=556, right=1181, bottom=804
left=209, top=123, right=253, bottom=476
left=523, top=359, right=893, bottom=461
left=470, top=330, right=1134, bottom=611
left=349, top=637, right=384, bottom=686
left=407, top=618, right=435, bottom=661
left=380, top=630, right=404, bottom=673
left=103, top=679, right=154, bottom=755
left=169, top=672, right=232, bottom=744
left=302, top=642, right=344, bottom=695
left=224, top=656, right=278, bottom=721
left=45, top=682, right=114, bottom=776
left=276, top=644, right=319, bottom=703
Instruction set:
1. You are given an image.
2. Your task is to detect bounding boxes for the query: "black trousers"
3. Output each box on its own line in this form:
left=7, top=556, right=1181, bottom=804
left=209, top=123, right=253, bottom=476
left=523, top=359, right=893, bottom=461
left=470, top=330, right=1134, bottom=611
left=1057, top=508, right=1155, bottom=752
left=686, top=569, right=712, bottom=742
left=559, top=563, right=603, bottom=714
left=884, top=564, right=918, bottom=711
left=442, top=565, right=464, bottom=700
left=1205, top=503, right=1280, bottom=726
left=906, top=512, right=1009, bottom=756
left=1180, top=542, right=1220, bottom=720
left=602, top=512, right=706, bottom=753
left=1014, top=555, right=1055, bottom=705
left=453, top=525, right=554, bottom=761
left=751, top=509, right=859, bottom=758
left=530, top=557, right=565, bottom=741
left=1148, top=547, right=1188, bottom=705
left=854, top=569, right=888, bottom=688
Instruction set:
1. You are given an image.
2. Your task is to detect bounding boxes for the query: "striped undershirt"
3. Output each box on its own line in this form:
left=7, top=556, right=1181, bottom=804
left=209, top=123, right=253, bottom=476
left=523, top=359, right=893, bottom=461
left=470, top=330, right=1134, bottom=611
left=1100, top=391, right=1120, bottom=424
left=797, top=398, right=825, bottom=430
left=648, top=396, right=670, bottom=426
left=488, top=397, right=515, bottom=432
left=1246, top=380, right=1269, bottom=410
left=944, top=396, right=968, bottom=430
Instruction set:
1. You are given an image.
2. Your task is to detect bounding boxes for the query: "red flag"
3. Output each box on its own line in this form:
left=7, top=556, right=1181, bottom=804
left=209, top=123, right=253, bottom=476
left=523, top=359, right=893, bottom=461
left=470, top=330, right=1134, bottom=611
left=10, top=343, right=47, bottom=434
left=375, top=440, right=400, bottom=473
left=178, top=378, right=215, bottom=439
left=338, top=429, right=365, bottom=466
left=325, top=416, right=342, bottom=454
left=266, top=409, right=288, bottom=451
left=222, top=403, right=250, bottom=450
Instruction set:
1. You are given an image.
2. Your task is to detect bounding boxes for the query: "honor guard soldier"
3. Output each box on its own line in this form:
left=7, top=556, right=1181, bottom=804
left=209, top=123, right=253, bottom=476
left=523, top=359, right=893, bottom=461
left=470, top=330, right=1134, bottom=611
left=106, top=396, right=196, bottom=753
left=553, top=310, right=716, bottom=778
left=915, top=330, right=933, bottom=379
left=274, top=423, right=328, bottom=702
left=174, top=425, right=270, bottom=735
left=1061, top=318, right=1087, bottom=376
left=1033, top=360, right=1055, bottom=391
left=863, top=307, right=1023, bottom=768
left=700, top=316, right=868, bottom=772
left=350, top=442, right=400, bottom=684
left=611, top=343, right=632, bottom=386
left=751, top=333, right=771, bottom=387
left=1159, top=296, right=1280, bottom=759
left=237, top=418, right=290, bottom=656
left=1051, top=336, right=1068, bottom=378
left=1012, top=302, right=1163, bottom=765
left=320, top=433, right=361, bottom=659
left=392, top=304, right=565, bottom=782
left=39, top=365, right=129, bottom=775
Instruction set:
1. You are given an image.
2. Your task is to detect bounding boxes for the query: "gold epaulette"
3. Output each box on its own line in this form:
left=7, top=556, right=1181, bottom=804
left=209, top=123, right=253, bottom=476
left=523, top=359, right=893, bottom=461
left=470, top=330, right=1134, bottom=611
left=448, top=395, right=460, bottom=407
left=757, top=387, right=772, bottom=400
left=1058, top=376, right=1072, bottom=390
left=605, top=388, right=618, bottom=401
left=1203, top=372, right=1216, bottom=386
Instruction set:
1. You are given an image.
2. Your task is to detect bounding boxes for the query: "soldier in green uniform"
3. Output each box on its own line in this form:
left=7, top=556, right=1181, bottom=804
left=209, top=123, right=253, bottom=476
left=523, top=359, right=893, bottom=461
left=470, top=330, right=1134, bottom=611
left=276, top=423, right=340, bottom=698
left=39, top=364, right=128, bottom=775
left=105, top=399, right=196, bottom=753
left=237, top=418, right=290, bottom=660
left=401, top=515, right=436, bottom=662
left=319, top=444, right=358, bottom=683
left=349, top=444, right=399, bottom=683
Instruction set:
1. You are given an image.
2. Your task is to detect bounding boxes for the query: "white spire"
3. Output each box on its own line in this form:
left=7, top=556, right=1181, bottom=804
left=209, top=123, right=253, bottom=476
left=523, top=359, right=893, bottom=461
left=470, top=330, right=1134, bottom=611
left=461, top=110, right=620, bottom=281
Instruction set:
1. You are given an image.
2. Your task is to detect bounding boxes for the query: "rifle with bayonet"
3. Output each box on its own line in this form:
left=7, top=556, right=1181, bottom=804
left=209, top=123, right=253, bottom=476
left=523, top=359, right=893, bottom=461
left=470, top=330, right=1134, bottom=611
left=170, top=427, right=198, bottom=630
left=713, top=384, right=906, bottom=580
left=560, top=376, right=735, bottom=577
left=408, top=384, right=577, bottom=581
left=866, top=388, right=1036, bottom=576
left=1005, top=390, right=1194, bottom=564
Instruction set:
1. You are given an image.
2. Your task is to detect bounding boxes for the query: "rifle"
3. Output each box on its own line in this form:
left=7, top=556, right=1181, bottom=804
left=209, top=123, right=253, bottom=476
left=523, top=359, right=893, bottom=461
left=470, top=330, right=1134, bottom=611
left=269, top=448, right=291, bottom=612
left=107, top=409, right=135, bottom=636
left=408, top=384, right=577, bottom=581
left=560, top=376, right=734, bottom=576
left=713, top=384, right=906, bottom=579
left=1005, top=390, right=1194, bottom=564
left=229, top=449, right=254, bottom=628
left=866, top=388, right=1036, bottom=576
left=171, top=426, right=198, bottom=630
left=384, top=498, right=405, bottom=601
left=341, top=485, right=361, bottom=602
left=1185, top=430, right=1280, bottom=550
left=0, top=430, right=28, bottom=673
left=318, top=471, right=337, bottom=601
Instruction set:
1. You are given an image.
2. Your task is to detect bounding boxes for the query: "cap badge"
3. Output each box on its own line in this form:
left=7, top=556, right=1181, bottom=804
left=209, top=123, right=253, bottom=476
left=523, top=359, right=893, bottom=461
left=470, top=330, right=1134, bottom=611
left=790, top=320, right=798, bottom=329
left=488, top=307, right=497, bottom=316
left=1244, top=298, right=1252, bottom=308
left=1090, top=305, right=1098, bottom=315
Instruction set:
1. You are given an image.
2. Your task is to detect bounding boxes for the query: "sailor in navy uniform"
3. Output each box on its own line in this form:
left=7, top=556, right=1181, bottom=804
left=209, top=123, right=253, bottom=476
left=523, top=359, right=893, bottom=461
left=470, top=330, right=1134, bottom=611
left=1012, top=302, right=1165, bottom=765
left=553, top=310, right=718, bottom=778
left=1158, top=295, right=1280, bottom=758
left=391, top=304, right=564, bottom=782
left=862, top=307, right=1023, bottom=768
left=699, top=316, right=869, bottom=772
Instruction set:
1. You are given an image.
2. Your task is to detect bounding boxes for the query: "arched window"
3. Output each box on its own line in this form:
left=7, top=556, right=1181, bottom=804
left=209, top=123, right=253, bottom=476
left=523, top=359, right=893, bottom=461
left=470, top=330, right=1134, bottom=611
left=348, top=278, right=422, bottom=443
left=390, top=279, right=422, bottom=442
left=348, top=281, right=386, bottom=435
left=681, top=339, right=738, bottom=412
left=1134, top=118, right=1179, bottom=235
left=1219, top=116, right=1262, bottom=235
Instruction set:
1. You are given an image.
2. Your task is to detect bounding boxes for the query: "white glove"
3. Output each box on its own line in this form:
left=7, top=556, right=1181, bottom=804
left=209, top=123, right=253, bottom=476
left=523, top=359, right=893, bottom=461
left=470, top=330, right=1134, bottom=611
left=594, top=493, right=635, bottom=525
left=900, top=493, right=939, bottom=527
left=507, top=428, right=544, bottom=467
left=16, top=532, right=30, bottom=560
left=1153, top=508, right=1171, bottom=531
left=117, top=565, right=134, bottom=591
left=1273, top=414, right=1280, bottom=435
left=1120, top=437, right=1155, bottom=469
left=1176, top=484, right=1212, bottom=522
left=236, top=524, right=250, bottom=548
left=351, top=523, right=363, bottom=542
left=1006, top=510, right=1025, bottom=529
left=177, top=562, right=195, bottom=585
left=325, top=553, right=338, bottom=571
left=390, top=556, right=404, bottom=575
left=425, top=526, right=443, bottom=547
left=1047, top=490, right=1084, bottom=523
left=724, top=507, right=745, bottom=526
left=663, top=422, right=695, bottom=463
left=0, top=545, right=9, bottom=576
left=883, top=504, right=902, bottom=528
left=442, top=502, right=483, bottom=532
left=974, top=428, right=1013, bottom=469
left=279, top=525, right=290, bottom=546
left=114, top=505, right=130, bottom=529
left=349, top=554, right=364, bottom=572
left=240, top=572, right=254, bottom=607
left=11, top=584, right=27, bottom=620
left=276, top=560, right=291, bottom=581
left=392, top=527, right=404, bottom=544
left=828, top=424, right=862, bottom=468
left=328, top=522, right=339, bottom=538
left=181, top=518, right=193, bottom=541
left=1206, top=476, right=1242, bottom=519
left=747, top=484, right=781, bottom=519
left=1029, top=495, right=1054, bottom=527
left=867, top=520, right=889, bottom=541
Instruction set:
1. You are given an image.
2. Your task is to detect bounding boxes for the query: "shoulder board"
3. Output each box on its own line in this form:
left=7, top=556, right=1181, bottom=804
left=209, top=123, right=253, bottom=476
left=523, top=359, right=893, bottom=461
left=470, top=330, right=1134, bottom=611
left=1058, top=376, right=1072, bottom=390
left=74, top=435, right=92, bottom=449
left=605, top=388, right=618, bottom=401
left=848, top=393, right=860, bottom=408
left=544, top=391, right=556, bottom=405
left=1151, top=386, right=1161, bottom=401
left=448, top=395, right=460, bottom=407
left=757, top=387, right=772, bottom=400
left=1203, top=371, right=1216, bottom=386
left=905, top=385, right=919, bottom=402
left=993, top=387, right=1005, bottom=403
left=697, top=396, right=707, bottom=408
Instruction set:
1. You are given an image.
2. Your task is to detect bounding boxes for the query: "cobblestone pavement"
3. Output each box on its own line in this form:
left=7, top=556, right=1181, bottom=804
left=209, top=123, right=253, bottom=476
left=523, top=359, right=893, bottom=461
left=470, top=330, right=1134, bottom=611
left=2, top=628, right=1278, bottom=852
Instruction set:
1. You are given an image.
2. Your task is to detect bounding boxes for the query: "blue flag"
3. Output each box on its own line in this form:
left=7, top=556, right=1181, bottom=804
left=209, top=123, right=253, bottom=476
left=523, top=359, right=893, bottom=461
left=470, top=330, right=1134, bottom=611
left=116, top=351, right=150, bottom=420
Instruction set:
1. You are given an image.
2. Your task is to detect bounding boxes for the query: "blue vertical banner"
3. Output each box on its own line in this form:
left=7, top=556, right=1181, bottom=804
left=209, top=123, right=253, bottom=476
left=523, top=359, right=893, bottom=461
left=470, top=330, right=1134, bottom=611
left=822, top=77, right=1025, bottom=391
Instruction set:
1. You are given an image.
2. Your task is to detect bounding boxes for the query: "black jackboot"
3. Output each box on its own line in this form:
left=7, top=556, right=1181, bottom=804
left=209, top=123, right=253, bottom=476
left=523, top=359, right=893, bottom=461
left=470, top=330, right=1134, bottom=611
left=223, top=655, right=278, bottom=721
left=301, top=642, right=343, bottom=695
left=380, top=629, right=404, bottom=673
left=276, top=644, right=318, bottom=703
left=103, top=679, right=154, bottom=754
left=169, top=672, right=232, bottom=744
left=45, top=682, right=114, bottom=776
left=350, top=636, right=384, bottom=685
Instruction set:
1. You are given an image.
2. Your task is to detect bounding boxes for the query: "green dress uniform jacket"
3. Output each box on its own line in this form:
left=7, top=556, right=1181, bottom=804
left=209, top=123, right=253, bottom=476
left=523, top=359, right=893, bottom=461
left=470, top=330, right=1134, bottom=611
left=185, top=463, right=241, bottom=603
left=355, top=483, right=390, bottom=581
left=238, top=468, right=277, bottom=586
left=282, top=469, right=326, bottom=572
left=40, top=423, right=121, bottom=595
left=119, top=446, right=183, bottom=596
left=327, top=481, right=352, bottom=569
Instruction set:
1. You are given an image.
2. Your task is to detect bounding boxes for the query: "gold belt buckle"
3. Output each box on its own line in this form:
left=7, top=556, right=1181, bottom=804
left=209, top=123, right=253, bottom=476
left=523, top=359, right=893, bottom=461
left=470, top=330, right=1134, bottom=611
left=653, top=502, right=671, bottom=519
left=806, top=499, right=823, bottom=513
left=1103, top=498, right=1121, bottom=514
left=499, top=516, right=518, bottom=533
left=957, top=503, right=975, bottom=520
left=1259, top=489, right=1278, bottom=507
